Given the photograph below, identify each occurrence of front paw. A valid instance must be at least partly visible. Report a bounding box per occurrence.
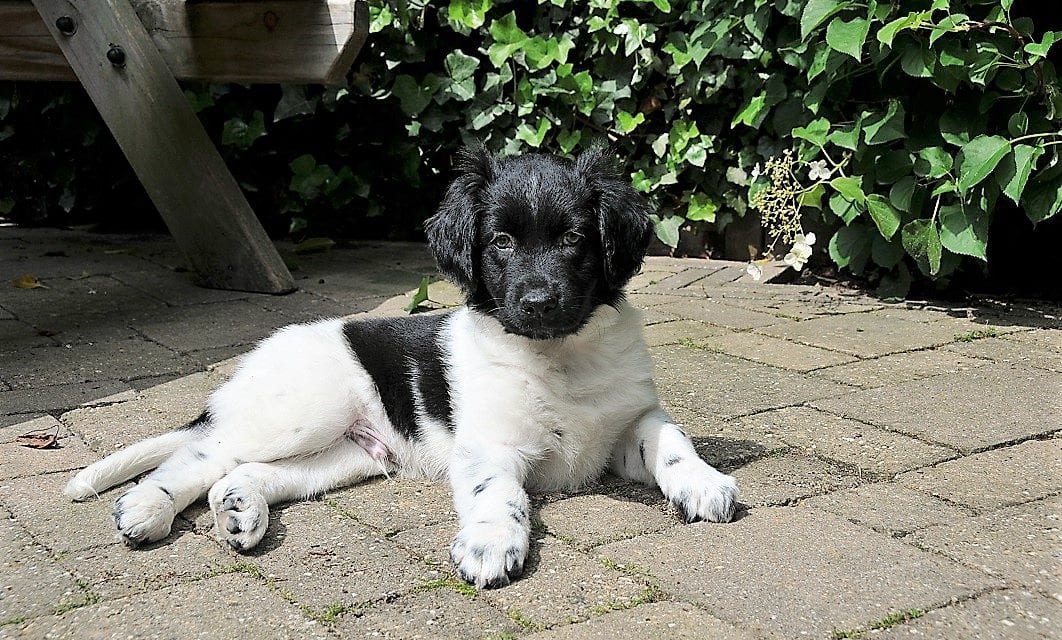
[663,465,739,524]
[450,521,529,589]
[113,484,176,547]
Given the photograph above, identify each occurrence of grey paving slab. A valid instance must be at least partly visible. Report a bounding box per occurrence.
[10,573,329,640]
[0,319,56,350]
[637,305,681,326]
[730,452,864,506]
[912,496,1061,594]
[241,501,425,612]
[0,380,134,417]
[804,483,974,536]
[896,439,1062,512]
[625,291,692,307]
[756,311,965,357]
[655,298,790,330]
[810,347,989,389]
[627,268,686,291]
[717,297,884,320]
[689,331,857,372]
[326,477,456,536]
[130,300,292,353]
[523,601,761,640]
[538,494,676,551]
[945,334,1062,373]
[1004,328,1062,352]
[0,416,99,481]
[728,406,956,477]
[597,507,999,639]
[652,344,852,419]
[641,319,726,347]
[3,339,195,390]
[875,589,1059,639]
[812,365,1062,453]
[110,269,255,306]
[651,267,716,290]
[333,588,518,639]
[0,275,168,327]
[0,506,80,627]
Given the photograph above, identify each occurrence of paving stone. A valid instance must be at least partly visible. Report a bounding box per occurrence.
[62,372,215,453]
[392,525,647,629]
[0,380,134,417]
[875,589,1058,639]
[804,483,974,536]
[912,496,1060,594]
[945,335,1062,373]
[0,506,80,626]
[538,494,676,550]
[717,297,884,321]
[523,601,760,639]
[896,439,1062,511]
[597,507,999,639]
[811,348,989,389]
[663,404,789,469]
[333,588,518,639]
[109,269,255,306]
[1004,328,1062,352]
[0,275,167,327]
[651,268,716,290]
[699,264,749,288]
[11,573,329,640]
[655,299,789,330]
[731,452,863,506]
[625,292,692,307]
[0,472,134,553]
[0,416,99,481]
[652,344,851,419]
[56,533,233,601]
[131,300,291,353]
[642,319,726,347]
[627,268,685,291]
[245,501,424,612]
[326,477,456,536]
[812,365,1062,453]
[0,319,56,351]
[299,268,429,303]
[728,406,955,477]
[3,339,195,390]
[637,306,680,326]
[756,311,964,358]
[690,331,856,372]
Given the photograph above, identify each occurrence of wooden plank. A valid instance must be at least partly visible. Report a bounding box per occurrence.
[0,0,367,83]
[30,0,295,293]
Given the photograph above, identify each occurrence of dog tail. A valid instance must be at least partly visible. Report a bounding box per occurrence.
[63,411,211,501]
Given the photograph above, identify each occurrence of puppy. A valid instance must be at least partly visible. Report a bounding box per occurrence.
[64,146,738,588]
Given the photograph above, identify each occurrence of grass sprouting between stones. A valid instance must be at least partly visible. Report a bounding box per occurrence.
[953,328,999,342]
[831,608,926,638]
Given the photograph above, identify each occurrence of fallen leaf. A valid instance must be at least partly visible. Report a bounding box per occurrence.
[13,273,47,289]
[293,237,336,254]
[15,426,61,449]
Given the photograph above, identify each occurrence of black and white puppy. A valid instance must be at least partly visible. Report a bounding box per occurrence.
[64,146,738,588]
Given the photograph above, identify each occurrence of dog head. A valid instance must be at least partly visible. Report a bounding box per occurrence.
[425,145,652,340]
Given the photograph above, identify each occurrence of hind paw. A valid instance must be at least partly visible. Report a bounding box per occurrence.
[113,484,176,547]
[209,481,269,552]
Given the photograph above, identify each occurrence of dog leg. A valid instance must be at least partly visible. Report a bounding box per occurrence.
[113,440,240,547]
[448,443,531,589]
[610,409,738,523]
[208,439,391,552]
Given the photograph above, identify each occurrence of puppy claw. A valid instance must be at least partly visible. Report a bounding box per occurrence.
[450,521,528,589]
[210,483,268,553]
[662,464,739,524]
[113,484,176,547]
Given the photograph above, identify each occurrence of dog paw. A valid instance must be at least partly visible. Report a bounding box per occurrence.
[113,484,176,547]
[663,465,739,524]
[450,521,529,589]
[209,482,269,552]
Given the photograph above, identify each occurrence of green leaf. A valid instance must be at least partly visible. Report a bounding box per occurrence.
[293,237,336,254]
[939,204,988,260]
[800,183,826,209]
[792,117,831,146]
[830,176,866,203]
[918,147,953,179]
[957,135,1011,192]
[447,0,492,30]
[826,17,870,61]
[1022,169,1062,224]
[828,223,872,274]
[1007,112,1029,137]
[220,111,266,149]
[391,75,435,116]
[515,118,551,148]
[900,41,934,78]
[866,194,902,239]
[650,214,683,248]
[829,192,861,224]
[685,194,718,222]
[489,11,527,44]
[445,51,480,82]
[871,234,905,268]
[404,276,431,313]
[995,144,1044,205]
[863,101,906,145]
[616,110,646,134]
[556,129,582,154]
[290,154,316,176]
[875,262,912,299]
[732,94,766,128]
[889,177,917,213]
[828,117,862,150]
[800,0,850,40]
[901,219,943,276]
[1024,30,1057,59]
[877,12,927,47]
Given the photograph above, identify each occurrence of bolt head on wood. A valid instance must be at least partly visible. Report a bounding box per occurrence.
[106,45,126,67]
[55,16,76,36]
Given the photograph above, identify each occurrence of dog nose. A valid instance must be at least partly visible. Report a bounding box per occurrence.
[519,290,558,318]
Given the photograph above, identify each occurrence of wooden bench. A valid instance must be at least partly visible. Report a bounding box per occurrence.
[0,1,368,293]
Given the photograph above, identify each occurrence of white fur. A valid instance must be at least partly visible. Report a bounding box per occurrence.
[65,300,738,586]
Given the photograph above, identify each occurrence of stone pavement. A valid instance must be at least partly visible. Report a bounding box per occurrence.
[0,227,1059,639]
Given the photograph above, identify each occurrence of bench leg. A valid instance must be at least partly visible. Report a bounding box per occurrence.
[31,0,295,294]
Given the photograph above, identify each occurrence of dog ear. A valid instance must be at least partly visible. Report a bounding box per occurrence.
[576,144,653,289]
[425,146,497,294]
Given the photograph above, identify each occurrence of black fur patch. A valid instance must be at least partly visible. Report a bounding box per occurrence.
[343,313,455,438]
[157,486,174,500]
[472,476,494,496]
[638,440,646,466]
[664,455,683,467]
[180,410,211,431]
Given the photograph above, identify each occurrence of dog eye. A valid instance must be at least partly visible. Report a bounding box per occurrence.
[561,231,583,247]
[491,233,514,250]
